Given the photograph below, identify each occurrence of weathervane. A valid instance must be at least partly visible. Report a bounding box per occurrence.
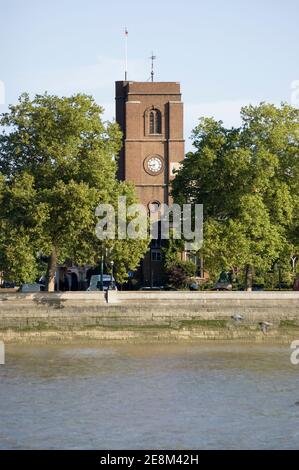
[150,52,156,82]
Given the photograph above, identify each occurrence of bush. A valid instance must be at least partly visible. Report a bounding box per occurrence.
[166,260,196,290]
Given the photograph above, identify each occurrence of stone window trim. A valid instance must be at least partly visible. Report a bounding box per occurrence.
[148,200,161,215]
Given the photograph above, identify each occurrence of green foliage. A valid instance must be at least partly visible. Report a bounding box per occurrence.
[172,103,299,286]
[0,93,148,287]
[165,259,196,290]
[162,234,185,267]
[161,232,195,289]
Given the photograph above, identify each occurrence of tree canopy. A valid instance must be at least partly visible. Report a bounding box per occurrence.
[172,103,299,288]
[0,93,148,289]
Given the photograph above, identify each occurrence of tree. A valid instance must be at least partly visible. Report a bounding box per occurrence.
[172,103,299,289]
[0,93,148,290]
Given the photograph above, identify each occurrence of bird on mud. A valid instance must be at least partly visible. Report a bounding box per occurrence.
[231,314,244,323]
[259,321,272,334]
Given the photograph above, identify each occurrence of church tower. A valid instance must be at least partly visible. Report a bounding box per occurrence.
[115,81,184,209]
[115,80,185,286]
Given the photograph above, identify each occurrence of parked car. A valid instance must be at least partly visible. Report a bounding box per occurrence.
[87,274,117,291]
[189,282,199,291]
[213,271,233,291]
[252,284,265,291]
[139,286,163,291]
[1,281,16,289]
[19,283,45,293]
[214,281,232,291]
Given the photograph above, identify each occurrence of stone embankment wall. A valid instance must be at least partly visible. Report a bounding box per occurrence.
[0,291,298,343]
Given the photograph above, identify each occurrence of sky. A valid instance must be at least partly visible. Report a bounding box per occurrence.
[1,0,299,150]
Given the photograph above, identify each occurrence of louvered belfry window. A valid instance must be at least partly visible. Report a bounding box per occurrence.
[149,109,161,134]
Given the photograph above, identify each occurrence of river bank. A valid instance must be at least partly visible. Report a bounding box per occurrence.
[0,291,298,343]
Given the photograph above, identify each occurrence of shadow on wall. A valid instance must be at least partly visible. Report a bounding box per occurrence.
[32,294,67,310]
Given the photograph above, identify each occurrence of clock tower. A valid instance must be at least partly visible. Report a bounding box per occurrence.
[115,81,184,209]
[115,80,185,286]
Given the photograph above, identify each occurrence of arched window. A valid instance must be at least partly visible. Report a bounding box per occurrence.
[149,109,162,134]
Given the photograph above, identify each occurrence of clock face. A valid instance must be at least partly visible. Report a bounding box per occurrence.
[147,156,163,173]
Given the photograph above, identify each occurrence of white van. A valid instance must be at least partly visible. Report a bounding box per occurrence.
[87,274,117,291]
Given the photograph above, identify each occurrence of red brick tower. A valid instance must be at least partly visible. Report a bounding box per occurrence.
[115,80,185,285]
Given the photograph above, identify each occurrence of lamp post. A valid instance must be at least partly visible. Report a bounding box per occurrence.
[278,260,282,291]
[99,251,104,292]
[110,261,114,290]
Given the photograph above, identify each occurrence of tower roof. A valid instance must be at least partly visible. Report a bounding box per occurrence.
[115,81,181,97]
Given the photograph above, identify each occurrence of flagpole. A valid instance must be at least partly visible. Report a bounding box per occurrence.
[125,28,128,81]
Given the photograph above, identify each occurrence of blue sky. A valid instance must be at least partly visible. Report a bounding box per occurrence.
[1,0,299,150]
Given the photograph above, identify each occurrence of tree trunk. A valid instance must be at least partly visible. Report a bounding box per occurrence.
[245,264,254,291]
[46,248,57,292]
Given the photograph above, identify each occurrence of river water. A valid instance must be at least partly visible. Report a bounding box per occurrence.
[0,343,298,449]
